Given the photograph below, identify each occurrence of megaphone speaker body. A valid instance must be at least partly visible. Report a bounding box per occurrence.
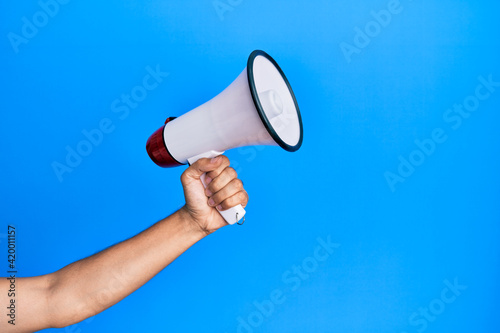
[147,50,303,224]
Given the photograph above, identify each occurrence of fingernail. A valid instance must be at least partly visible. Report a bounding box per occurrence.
[216,205,223,211]
[210,156,221,164]
[205,176,212,185]
[208,198,215,206]
[205,189,212,196]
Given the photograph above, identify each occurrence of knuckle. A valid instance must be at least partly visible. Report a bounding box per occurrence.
[234,178,244,190]
[229,167,238,177]
[237,191,247,203]
[220,155,230,165]
[225,167,237,180]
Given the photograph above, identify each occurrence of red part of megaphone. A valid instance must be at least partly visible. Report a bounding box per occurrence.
[146,117,184,168]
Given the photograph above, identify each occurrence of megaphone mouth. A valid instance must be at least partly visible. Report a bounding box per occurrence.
[247,50,304,152]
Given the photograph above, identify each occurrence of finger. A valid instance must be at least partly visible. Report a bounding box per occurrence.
[207,178,244,207]
[205,167,238,196]
[216,190,249,211]
[204,155,230,185]
[180,156,224,184]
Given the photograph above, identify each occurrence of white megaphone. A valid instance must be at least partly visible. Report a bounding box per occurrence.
[146,50,303,225]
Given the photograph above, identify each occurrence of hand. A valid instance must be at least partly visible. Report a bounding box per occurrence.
[180,155,249,235]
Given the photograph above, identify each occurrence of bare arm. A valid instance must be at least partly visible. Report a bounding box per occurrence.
[0,155,248,332]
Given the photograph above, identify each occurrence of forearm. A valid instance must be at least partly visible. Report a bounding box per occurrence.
[48,208,205,328]
[0,156,246,332]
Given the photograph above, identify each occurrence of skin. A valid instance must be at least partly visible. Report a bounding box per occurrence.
[0,155,248,332]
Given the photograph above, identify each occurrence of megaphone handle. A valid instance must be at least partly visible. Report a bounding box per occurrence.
[187,151,246,225]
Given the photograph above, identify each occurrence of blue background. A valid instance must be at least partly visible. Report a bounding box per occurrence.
[1,0,499,332]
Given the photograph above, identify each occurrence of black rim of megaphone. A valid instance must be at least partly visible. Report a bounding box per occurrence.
[247,50,303,152]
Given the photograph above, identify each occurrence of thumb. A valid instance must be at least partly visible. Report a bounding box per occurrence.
[181,156,223,183]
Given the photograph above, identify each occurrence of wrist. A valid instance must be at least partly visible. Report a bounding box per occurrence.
[177,206,213,237]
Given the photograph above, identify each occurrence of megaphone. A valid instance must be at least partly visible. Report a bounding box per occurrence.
[146,50,303,225]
